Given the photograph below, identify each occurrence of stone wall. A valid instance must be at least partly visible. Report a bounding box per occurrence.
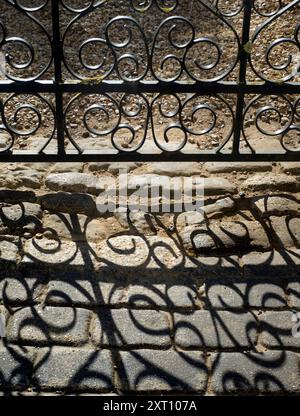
[1,161,300,395]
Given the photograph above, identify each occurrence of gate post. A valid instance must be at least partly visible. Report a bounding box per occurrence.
[51,0,65,157]
[232,0,253,156]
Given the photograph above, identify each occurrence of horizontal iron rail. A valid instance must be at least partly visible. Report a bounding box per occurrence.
[0,152,299,163]
[0,80,299,95]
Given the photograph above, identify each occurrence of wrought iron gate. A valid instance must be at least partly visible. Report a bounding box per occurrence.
[0,0,299,162]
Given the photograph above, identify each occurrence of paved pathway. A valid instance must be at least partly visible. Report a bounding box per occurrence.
[0,162,300,395]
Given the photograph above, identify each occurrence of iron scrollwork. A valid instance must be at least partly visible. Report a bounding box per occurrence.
[0,0,299,160]
[0,0,52,81]
[250,0,300,83]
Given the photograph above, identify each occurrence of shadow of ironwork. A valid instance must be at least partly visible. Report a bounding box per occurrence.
[0,203,300,395]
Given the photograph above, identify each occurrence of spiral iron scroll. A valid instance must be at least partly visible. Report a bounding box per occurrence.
[62,92,234,154]
[61,0,240,82]
[243,95,300,153]
[0,0,52,81]
[250,0,300,83]
[0,93,56,154]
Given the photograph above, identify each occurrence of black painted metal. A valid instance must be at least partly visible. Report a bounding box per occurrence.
[51,0,65,156]
[0,0,299,162]
[232,0,252,157]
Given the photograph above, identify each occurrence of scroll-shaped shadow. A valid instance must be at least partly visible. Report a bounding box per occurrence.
[0,206,300,395]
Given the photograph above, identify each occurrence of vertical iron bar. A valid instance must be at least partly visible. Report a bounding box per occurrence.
[51,0,65,156]
[232,0,252,156]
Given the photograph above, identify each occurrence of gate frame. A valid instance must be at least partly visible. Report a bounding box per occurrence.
[0,0,299,162]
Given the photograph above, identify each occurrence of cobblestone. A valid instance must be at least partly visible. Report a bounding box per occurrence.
[144,162,203,176]
[117,350,208,393]
[247,282,287,309]
[0,170,44,189]
[42,214,120,242]
[0,277,45,305]
[33,347,113,392]
[203,178,237,195]
[181,220,270,253]
[211,351,300,394]
[2,203,42,221]
[123,283,168,308]
[88,162,110,172]
[269,216,300,248]
[7,306,91,346]
[204,162,272,173]
[205,281,286,309]
[0,239,19,263]
[167,284,200,308]
[0,189,36,204]
[107,162,138,174]
[49,163,84,173]
[39,192,97,216]
[22,239,98,268]
[287,281,300,309]
[176,198,236,229]
[45,280,98,306]
[280,162,300,174]
[0,345,33,389]
[260,311,300,349]
[251,195,300,217]
[242,249,300,278]
[204,197,236,216]
[91,309,171,348]
[174,311,257,349]
[241,173,299,193]
[205,281,245,309]
[114,210,157,235]
[45,173,100,195]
